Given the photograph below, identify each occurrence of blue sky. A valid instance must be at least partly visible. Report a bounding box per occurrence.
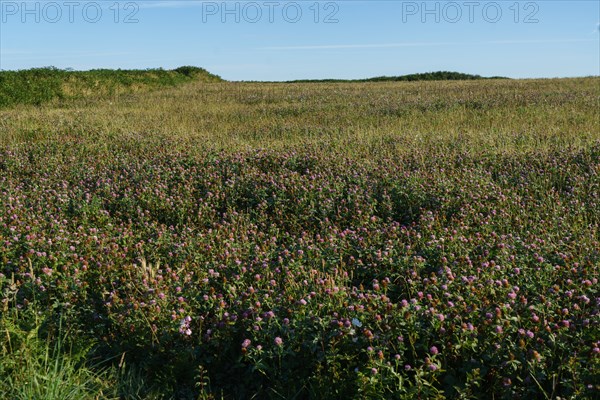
[1,0,599,80]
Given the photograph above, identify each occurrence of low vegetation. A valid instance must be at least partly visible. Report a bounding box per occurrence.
[289,71,506,83]
[0,71,598,399]
[0,67,222,108]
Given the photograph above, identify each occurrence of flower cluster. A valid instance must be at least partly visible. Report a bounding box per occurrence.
[0,138,598,398]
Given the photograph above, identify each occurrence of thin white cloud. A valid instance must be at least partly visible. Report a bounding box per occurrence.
[137,1,204,9]
[489,39,598,44]
[206,63,270,71]
[0,51,132,61]
[260,42,460,50]
[259,38,599,51]
[0,49,33,55]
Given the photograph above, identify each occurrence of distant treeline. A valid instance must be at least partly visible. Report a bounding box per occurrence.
[0,66,222,108]
[287,71,508,83]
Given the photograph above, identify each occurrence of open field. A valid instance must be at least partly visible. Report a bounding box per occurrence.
[0,75,599,399]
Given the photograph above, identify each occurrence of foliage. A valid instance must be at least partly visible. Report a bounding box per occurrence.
[0,76,598,399]
[0,67,222,108]
[287,71,505,83]
[365,71,501,82]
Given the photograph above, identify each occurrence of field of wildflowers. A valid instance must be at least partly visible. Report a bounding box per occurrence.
[0,75,598,399]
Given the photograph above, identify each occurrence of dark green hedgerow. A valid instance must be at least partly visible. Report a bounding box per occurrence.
[0,67,222,108]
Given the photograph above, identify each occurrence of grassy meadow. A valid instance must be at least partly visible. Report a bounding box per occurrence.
[0,71,599,399]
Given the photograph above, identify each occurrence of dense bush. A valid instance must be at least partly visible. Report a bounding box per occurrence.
[287,71,505,83]
[0,67,222,108]
[365,71,496,82]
